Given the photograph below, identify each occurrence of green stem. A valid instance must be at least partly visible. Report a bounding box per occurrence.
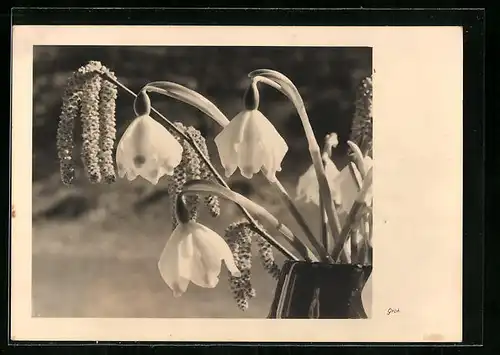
[251,77,332,262]
[321,138,350,263]
[349,160,362,264]
[249,70,343,250]
[331,167,373,261]
[141,82,230,127]
[347,140,367,177]
[180,180,319,262]
[99,70,305,261]
[138,80,322,261]
[271,178,332,262]
[346,141,367,263]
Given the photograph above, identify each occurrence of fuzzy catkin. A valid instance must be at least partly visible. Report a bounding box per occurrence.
[225,221,256,311]
[167,122,222,227]
[57,61,103,185]
[180,136,202,220]
[57,74,83,185]
[256,236,281,280]
[185,126,221,218]
[167,122,199,226]
[167,165,187,228]
[98,72,118,183]
[57,61,119,185]
[350,75,373,157]
[80,73,103,183]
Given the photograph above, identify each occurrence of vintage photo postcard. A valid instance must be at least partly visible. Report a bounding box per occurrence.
[11,25,463,342]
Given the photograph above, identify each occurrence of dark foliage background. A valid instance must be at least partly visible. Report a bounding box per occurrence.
[32,46,372,318]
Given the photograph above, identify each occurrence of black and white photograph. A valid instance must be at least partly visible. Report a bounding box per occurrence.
[11,25,462,342]
[32,44,373,319]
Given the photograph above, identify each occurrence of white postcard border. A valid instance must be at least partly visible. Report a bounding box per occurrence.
[11,25,463,342]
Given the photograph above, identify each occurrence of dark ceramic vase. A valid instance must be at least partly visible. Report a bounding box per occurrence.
[268,261,372,319]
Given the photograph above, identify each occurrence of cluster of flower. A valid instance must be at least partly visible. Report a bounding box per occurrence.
[167,122,220,228]
[58,63,375,311]
[225,221,255,311]
[56,61,118,185]
[224,221,280,310]
[349,75,373,157]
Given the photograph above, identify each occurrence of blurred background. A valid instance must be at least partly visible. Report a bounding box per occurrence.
[32,46,372,318]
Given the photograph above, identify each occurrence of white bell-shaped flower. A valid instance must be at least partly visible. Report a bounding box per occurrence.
[296,155,342,206]
[116,115,183,185]
[214,109,288,182]
[158,221,241,298]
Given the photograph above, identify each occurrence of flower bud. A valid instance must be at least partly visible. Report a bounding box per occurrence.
[243,82,260,111]
[175,194,191,224]
[133,90,152,117]
[168,166,187,228]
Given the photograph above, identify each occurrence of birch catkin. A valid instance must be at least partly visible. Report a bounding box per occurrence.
[80,73,103,183]
[57,61,118,185]
[98,70,118,183]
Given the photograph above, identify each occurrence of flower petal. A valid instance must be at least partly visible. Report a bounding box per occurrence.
[116,115,183,185]
[296,165,320,205]
[236,113,263,178]
[251,110,288,177]
[190,251,219,288]
[193,223,241,278]
[214,111,250,177]
[215,110,287,180]
[177,231,194,281]
[334,167,360,214]
[324,158,342,205]
[295,158,341,206]
[158,224,191,297]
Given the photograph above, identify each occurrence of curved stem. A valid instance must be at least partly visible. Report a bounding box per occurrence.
[347,140,366,177]
[331,167,373,261]
[98,71,306,261]
[180,180,318,262]
[320,139,334,256]
[138,80,322,260]
[249,70,342,251]
[320,136,350,263]
[141,82,230,127]
[270,178,332,262]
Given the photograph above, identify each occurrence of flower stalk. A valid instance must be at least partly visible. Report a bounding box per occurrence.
[134,79,323,261]
[79,64,370,266]
[320,135,338,260]
[59,61,374,311]
[331,167,373,262]
[248,70,343,254]
[99,70,305,261]
[178,180,319,262]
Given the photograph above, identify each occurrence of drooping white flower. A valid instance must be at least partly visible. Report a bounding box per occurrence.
[116,115,183,185]
[296,155,342,206]
[214,109,288,181]
[158,221,241,298]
